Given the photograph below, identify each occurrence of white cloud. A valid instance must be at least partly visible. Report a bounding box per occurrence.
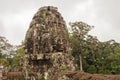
[0,0,120,45]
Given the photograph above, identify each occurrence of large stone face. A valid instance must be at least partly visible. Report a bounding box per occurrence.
[23,6,76,80]
[25,6,70,54]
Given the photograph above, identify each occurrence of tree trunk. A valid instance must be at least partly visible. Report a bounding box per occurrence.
[79,54,83,71]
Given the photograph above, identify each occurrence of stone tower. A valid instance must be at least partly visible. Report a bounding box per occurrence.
[23,6,76,80]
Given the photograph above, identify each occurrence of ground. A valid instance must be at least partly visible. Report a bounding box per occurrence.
[1,70,120,80]
[53,70,120,80]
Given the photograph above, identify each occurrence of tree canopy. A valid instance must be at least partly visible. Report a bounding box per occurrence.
[70,21,120,74]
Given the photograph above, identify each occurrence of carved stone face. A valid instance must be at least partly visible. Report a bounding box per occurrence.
[25,6,70,54]
[23,6,76,80]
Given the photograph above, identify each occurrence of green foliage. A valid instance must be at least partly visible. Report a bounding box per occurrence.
[41,76,45,80]
[0,51,9,66]
[0,58,9,66]
[70,21,93,70]
[70,21,120,74]
[87,65,97,73]
[11,47,25,67]
[62,64,67,71]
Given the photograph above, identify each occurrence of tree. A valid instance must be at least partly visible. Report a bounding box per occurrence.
[70,21,93,71]
[69,21,120,74]
[11,47,25,67]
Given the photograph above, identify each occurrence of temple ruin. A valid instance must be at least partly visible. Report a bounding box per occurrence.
[22,6,76,80]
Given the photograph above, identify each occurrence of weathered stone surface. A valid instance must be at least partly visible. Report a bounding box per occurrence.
[23,6,76,80]
[24,6,70,54]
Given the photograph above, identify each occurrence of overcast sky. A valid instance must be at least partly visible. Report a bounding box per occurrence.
[0,0,120,45]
